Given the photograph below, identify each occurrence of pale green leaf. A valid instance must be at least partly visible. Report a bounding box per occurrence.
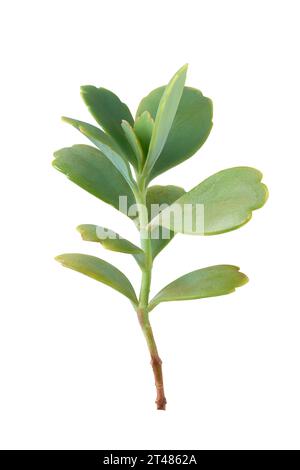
[150,167,268,235]
[55,253,138,304]
[142,64,188,178]
[62,116,124,156]
[149,265,248,310]
[77,224,145,268]
[121,120,144,170]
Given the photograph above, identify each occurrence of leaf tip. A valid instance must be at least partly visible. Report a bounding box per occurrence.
[177,63,189,76]
[80,85,90,93]
[80,85,96,102]
[76,225,87,240]
[55,254,64,264]
[238,271,249,287]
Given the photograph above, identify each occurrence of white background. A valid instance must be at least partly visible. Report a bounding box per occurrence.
[0,0,299,450]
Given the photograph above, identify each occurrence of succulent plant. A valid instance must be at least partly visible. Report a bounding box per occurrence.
[53,65,268,410]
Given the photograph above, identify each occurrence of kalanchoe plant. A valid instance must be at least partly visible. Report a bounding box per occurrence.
[53,65,268,410]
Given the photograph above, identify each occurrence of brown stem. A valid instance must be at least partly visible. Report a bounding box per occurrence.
[138,309,167,410]
[151,354,167,410]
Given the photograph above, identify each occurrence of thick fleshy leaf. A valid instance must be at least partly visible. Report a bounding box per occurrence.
[80,86,137,167]
[53,145,135,216]
[142,65,188,178]
[133,111,154,157]
[55,253,138,304]
[150,167,268,235]
[61,117,122,153]
[77,224,142,253]
[62,117,136,190]
[146,185,185,258]
[121,120,144,170]
[149,265,248,310]
[137,86,213,180]
[77,224,145,268]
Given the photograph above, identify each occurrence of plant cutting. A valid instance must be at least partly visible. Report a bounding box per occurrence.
[53,64,268,410]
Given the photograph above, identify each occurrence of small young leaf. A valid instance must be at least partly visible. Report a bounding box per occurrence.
[149,265,248,310]
[142,64,188,178]
[52,145,135,216]
[146,185,185,258]
[77,224,145,268]
[80,86,137,167]
[121,120,144,170]
[62,117,136,190]
[137,87,213,180]
[77,224,143,254]
[134,111,154,157]
[150,167,268,235]
[62,117,124,156]
[55,253,138,304]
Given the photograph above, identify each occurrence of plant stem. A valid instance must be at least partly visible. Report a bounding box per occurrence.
[134,183,167,410]
[137,309,167,410]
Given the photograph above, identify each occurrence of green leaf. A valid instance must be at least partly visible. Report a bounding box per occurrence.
[52,144,135,216]
[149,265,248,310]
[77,224,145,268]
[80,86,137,167]
[150,167,268,235]
[77,224,142,254]
[142,64,188,178]
[121,120,144,170]
[55,253,138,304]
[137,86,213,180]
[61,117,122,153]
[146,185,185,258]
[133,111,154,157]
[62,117,136,190]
